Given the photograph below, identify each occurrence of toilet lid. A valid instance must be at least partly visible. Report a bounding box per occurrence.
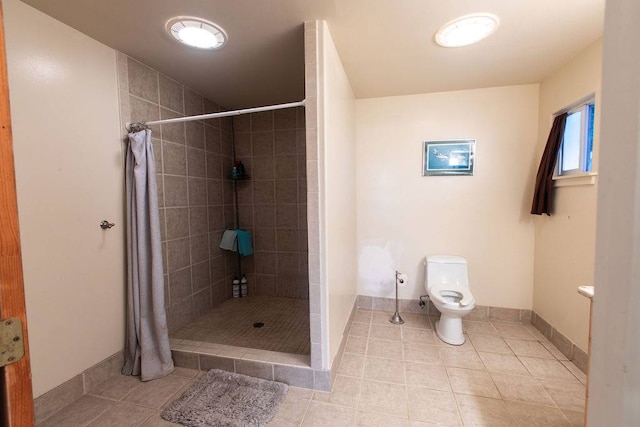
[430,284,474,307]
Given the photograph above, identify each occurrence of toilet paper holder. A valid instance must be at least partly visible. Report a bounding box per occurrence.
[389,271,405,325]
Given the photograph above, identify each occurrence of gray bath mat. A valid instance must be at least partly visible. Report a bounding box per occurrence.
[161,369,288,427]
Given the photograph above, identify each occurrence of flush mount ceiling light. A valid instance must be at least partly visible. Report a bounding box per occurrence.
[435,13,499,48]
[166,16,227,50]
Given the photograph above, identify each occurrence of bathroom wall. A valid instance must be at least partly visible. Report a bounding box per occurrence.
[231,108,309,298]
[310,21,358,367]
[589,0,640,421]
[355,85,539,309]
[4,0,123,397]
[532,39,603,352]
[117,55,236,333]
[321,22,357,366]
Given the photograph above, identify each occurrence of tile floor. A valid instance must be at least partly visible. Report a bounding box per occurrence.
[172,296,310,355]
[37,309,587,426]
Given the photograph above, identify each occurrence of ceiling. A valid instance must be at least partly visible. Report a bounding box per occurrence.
[20,0,605,110]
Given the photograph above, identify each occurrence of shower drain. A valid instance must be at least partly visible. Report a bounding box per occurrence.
[253,322,265,328]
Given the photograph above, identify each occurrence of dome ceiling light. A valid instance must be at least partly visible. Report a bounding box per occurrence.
[166,16,227,50]
[435,13,499,48]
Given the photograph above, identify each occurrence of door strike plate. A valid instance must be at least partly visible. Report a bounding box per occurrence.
[0,318,24,367]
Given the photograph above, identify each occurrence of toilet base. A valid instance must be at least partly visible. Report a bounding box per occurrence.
[435,316,466,346]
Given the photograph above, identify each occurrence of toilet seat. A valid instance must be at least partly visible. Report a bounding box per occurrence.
[430,284,474,307]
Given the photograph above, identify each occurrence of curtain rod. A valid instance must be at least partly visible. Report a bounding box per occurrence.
[127,99,305,130]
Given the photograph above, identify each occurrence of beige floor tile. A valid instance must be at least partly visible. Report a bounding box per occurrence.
[357,411,409,426]
[89,374,143,401]
[405,361,451,391]
[350,322,371,337]
[408,421,441,426]
[367,338,404,360]
[370,324,402,340]
[403,342,442,365]
[287,386,314,400]
[562,409,586,426]
[478,352,529,375]
[39,395,115,427]
[541,340,570,361]
[407,387,462,426]
[468,334,513,355]
[454,394,513,427]
[523,325,549,341]
[439,347,485,370]
[372,311,394,325]
[345,335,368,355]
[538,378,586,411]
[402,314,432,330]
[141,412,181,426]
[338,353,365,378]
[364,356,405,384]
[354,310,373,324]
[268,396,311,426]
[170,367,199,378]
[87,402,155,426]
[463,321,498,336]
[519,356,579,382]
[302,401,357,426]
[562,360,588,384]
[402,327,438,345]
[505,338,555,359]
[122,375,190,409]
[446,367,500,399]
[505,401,571,426]
[359,380,409,417]
[490,373,555,406]
[312,375,361,408]
[491,322,536,340]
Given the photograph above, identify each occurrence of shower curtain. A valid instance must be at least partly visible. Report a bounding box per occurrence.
[122,129,174,381]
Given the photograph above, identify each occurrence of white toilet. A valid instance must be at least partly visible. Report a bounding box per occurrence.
[425,255,475,345]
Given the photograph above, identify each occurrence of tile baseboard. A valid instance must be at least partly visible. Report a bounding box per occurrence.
[531,311,588,374]
[356,295,533,323]
[34,350,124,424]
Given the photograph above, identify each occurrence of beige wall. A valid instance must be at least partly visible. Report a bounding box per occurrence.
[533,39,603,352]
[318,22,358,366]
[356,85,539,309]
[4,0,123,397]
[589,0,640,422]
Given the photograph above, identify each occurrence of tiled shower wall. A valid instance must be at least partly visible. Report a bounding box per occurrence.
[232,109,309,298]
[117,53,237,333]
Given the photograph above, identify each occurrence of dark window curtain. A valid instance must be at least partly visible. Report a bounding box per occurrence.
[531,113,568,215]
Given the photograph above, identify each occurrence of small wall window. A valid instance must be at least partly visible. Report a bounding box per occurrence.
[557,100,595,176]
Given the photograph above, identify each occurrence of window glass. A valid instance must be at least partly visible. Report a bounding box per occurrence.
[561,111,582,172]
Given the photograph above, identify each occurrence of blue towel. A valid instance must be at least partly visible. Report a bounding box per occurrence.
[219,229,237,251]
[235,229,253,256]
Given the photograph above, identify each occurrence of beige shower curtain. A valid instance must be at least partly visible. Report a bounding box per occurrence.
[122,129,174,381]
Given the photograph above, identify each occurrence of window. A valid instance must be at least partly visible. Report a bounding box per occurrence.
[557,100,595,176]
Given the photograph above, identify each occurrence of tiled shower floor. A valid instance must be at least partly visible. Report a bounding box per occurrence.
[171,295,311,355]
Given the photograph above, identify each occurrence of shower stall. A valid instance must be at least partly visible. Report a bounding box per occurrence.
[120,59,311,359]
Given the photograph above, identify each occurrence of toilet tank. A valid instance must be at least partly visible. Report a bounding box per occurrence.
[425,255,469,290]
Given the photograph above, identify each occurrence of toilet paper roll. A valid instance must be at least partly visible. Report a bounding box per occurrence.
[396,272,409,286]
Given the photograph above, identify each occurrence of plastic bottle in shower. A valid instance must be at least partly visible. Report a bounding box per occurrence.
[241,275,248,297]
[231,162,239,180]
[232,277,240,298]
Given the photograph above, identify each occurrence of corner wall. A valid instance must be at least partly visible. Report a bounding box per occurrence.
[355,85,539,310]
[4,0,123,397]
[304,20,357,371]
[532,39,603,352]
